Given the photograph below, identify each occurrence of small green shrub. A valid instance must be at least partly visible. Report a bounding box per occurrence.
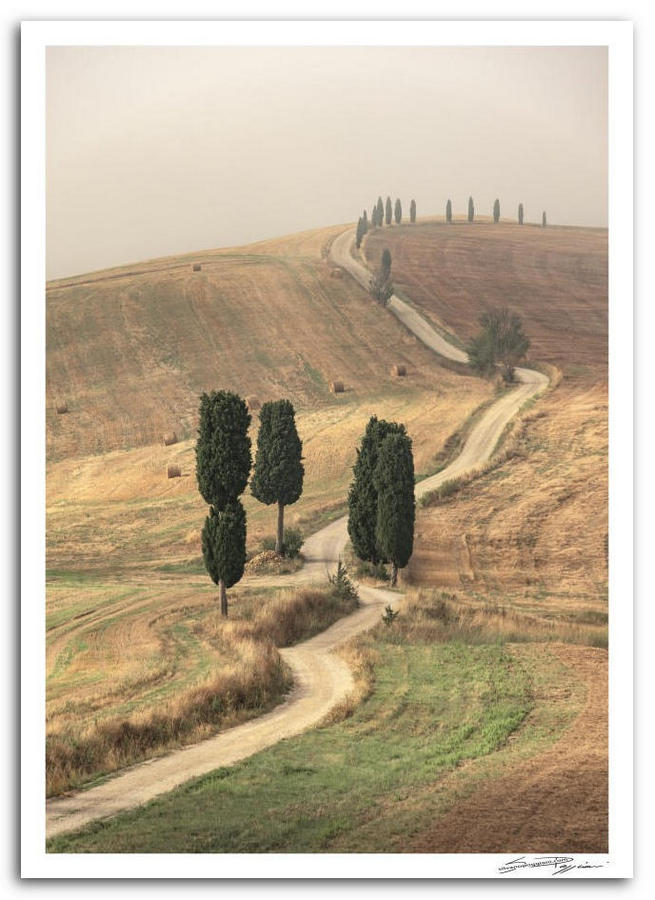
[282,528,303,559]
[328,560,359,606]
[260,528,303,559]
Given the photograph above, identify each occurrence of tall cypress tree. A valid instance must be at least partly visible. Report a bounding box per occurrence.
[518,203,524,225]
[410,199,416,223]
[347,417,406,564]
[376,196,384,227]
[542,210,547,227]
[381,248,392,280]
[362,209,368,234]
[356,216,364,248]
[251,399,304,555]
[468,196,475,223]
[385,196,392,225]
[493,198,500,224]
[196,390,251,615]
[394,198,402,225]
[374,432,415,586]
[202,501,246,616]
[446,198,452,224]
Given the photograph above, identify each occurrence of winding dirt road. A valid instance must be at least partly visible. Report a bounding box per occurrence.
[46,229,547,840]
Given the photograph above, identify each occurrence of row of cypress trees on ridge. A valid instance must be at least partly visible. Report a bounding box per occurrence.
[356,196,417,247]
[196,391,304,617]
[357,196,547,245]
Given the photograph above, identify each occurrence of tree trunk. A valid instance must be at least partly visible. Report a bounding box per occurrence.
[219,579,228,617]
[390,561,398,587]
[275,500,284,556]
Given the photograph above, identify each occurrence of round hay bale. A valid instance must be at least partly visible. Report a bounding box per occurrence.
[55,401,68,415]
[330,267,344,278]
[245,395,260,412]
[162,431,178,446]
[193,263,202,272]
[390,364,407,377]
[167,464,181,479]
[329,380,344,394]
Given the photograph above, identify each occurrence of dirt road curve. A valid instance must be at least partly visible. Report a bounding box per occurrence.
[46,229,547,840]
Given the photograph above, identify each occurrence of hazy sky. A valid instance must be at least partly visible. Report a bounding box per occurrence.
[46,46,607,279]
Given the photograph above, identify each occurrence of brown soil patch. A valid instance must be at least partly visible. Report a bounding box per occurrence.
[410,644,608,853]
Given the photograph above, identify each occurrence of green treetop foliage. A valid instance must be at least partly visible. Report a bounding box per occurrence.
[374,432,415,586]
[518,203,524,225]
[394,198,402,224]
[251,399,304,555]
[195,390,251,511]
[201,500,247,616]
[493,198,500,224]
[467,307,531,382]
[542,210,547,227]
[385,196,392,225]
[376,196,384,226]
[356,216,364,248]
[446,198,452,223]
[362,209,368,232]
[468,196,475,223]
[410,199,416,223]
[348,416,407,565]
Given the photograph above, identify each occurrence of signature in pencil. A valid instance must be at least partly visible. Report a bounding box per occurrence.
[498,856,607,876]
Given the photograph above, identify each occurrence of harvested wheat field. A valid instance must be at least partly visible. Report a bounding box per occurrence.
[364,220,607,368]
[47,223,475,461]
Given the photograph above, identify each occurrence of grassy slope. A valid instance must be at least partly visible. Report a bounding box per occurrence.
[46,223,491,761]
[48,623,587,853]
[365,220,608,619]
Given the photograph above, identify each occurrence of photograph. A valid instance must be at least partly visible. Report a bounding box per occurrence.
[19,19,633,880]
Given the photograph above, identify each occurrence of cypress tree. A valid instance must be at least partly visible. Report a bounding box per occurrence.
[468,196,475,223]
[493,198,500,224]
[348,417,407,564]
[385,196,392,225]
[542,210,547,227]
[195,391,251,511]
[410,199,416,223]
[374,432,415,586]
[446,199,452,224]
[394,198,402,225]
[376,196,384,227]
[381,248,392,280]
[362,209,368,234]
[195,390,251,616]
[356,216,364,248]
[251,399,304,555]
[202,501,246,617]
[518,203,524,225]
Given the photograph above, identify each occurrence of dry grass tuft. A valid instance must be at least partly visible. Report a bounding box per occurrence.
[319,639,379,726]
[167,464,181,479]
[193,263,201,272]
[56,401,68,415]
[162,431,177,446]
[386,589,607,648]
[329,380,345,394]
[390,364,407,377]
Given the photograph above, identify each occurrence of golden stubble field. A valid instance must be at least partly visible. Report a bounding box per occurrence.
[46,224,492,775]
